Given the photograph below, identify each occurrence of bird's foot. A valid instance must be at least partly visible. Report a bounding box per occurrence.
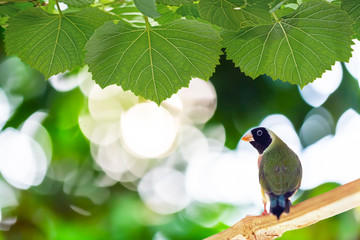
[261,209,268,216]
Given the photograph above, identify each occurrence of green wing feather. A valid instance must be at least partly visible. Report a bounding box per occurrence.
[259,136,302,196]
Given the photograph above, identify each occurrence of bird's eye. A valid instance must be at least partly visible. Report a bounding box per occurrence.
[257,130,263,136]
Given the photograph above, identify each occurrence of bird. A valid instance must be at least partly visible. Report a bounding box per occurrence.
[242,127,302,219]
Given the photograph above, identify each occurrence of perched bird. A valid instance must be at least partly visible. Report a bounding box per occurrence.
[242,127,302,219]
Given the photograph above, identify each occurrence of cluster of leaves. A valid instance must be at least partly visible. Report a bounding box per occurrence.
[0,0,359,104]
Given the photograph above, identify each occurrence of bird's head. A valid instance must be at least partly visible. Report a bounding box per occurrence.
[242,127,272,154]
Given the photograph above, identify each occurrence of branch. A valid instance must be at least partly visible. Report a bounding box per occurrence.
[205,178,360,240]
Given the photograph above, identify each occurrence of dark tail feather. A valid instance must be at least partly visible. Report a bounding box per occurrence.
[270,194,289,220]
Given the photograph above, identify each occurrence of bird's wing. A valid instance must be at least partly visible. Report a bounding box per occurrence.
[259,148,302,196]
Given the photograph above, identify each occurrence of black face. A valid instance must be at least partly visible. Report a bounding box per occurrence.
[250,127,272,154]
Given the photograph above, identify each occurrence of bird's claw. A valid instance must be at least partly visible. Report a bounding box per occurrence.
[261,210,268,216]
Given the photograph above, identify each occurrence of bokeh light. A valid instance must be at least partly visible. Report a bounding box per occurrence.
[139,167,190,214]
[0,111,51,190]
[88,84,138,120]
[345,39,360,85]
[79,77,219,186]
[299,62,343,107]
[0,89,10,130]
[299,107,334,146]
[0,128,48,189]
[120,102,179,158]
[0,57,46,100]
[91,140,148,183]
[0,51,52,198]
[177,78,217,124]
[49,68,89,92]
[301,108,360,189]
[0,180,18,223]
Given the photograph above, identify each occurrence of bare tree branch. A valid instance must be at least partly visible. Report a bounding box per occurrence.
[205,178,360,240]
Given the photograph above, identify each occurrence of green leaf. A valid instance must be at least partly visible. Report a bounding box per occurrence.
[222,1,354,87]
[155,4,182,24]
[0,3,33,17]
[199,0,272,30]
[134,0,161,18]
[341,0,360,40]
[4,7,114,79]
[176,3,201,19]
[156,0,194,6]
[0,15,8,26]
[331,0,341,6]
[273,5,297,19]
[60,0,94,7]
[111,3,146,27]
[269,0,297,10]
[85,19,222,104]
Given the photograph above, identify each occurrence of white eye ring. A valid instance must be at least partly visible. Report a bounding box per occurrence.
[257,130,263,136]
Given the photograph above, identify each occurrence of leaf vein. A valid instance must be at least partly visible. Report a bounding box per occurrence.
[152,30,205,79]
[104,31,146,86]
[277,22,302,85]
[255,23,277,74]
[283,22,339,58]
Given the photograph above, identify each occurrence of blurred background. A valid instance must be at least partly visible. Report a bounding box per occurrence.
[1,7,360,240]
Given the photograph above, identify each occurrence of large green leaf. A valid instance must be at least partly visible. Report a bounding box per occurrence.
[134,0,161,18]
[341,0,360,40]
[60,0,94,7]
[85,19,222,104]
[4,8,114,79]
[199,0,272,30]
[222,1,354,87]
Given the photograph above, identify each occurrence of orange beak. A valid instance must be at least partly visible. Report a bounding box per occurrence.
[241,132,254,142]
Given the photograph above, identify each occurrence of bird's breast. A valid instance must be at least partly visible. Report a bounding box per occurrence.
[258,154,263,169]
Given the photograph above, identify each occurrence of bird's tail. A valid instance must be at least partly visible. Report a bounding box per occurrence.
[269,194,291,220]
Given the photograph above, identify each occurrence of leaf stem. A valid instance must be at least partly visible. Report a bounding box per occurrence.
[144,15,150,30]
[55,0,62,15]
[271,12,279,22]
